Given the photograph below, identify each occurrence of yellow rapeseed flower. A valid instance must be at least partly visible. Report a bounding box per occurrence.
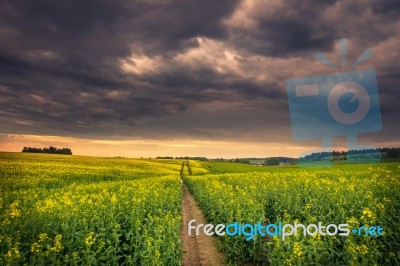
[347,184,355,191]
[50,242,62,253]
[146,237,153,247]
[6,246,20,262]
[347,216,358,227]
[85,232,95,246]
[361,208,374,221]
[31,243,40,253]
[312,233,322,243]
[50,234,62,252]
[38,233,48,242]
[10,201,22,218]
[347,242,357,254]
[54,234,62,242]
[358,244,368,255]
[10,209,21,218]
[110,194,118,203]
[293,242,302,258]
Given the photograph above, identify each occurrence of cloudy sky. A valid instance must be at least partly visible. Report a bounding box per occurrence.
[0,0,399,158]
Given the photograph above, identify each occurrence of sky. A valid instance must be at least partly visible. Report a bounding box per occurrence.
[0,0,399,158]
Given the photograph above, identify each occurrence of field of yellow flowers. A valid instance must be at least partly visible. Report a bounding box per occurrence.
[2,152,399,265]
[184,162,400,265]
[0,152,182,265]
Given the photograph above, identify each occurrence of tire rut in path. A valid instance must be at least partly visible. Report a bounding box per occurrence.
[181,182,226,266]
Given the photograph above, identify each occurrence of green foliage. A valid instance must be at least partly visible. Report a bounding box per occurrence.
[265,157,280,166]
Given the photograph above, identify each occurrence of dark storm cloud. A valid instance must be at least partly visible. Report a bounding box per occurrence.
[372,0,400,18]
[228,0,339,57]
[0,0,240,74]
[0,0,241,136]
[0,0,399,144]
[125,0,240,54]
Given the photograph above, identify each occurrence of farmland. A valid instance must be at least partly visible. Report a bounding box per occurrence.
[1,152,399,265]
[0,152,182,265]
[185,161,400,265]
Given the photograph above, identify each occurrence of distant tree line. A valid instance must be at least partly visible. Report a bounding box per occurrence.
[208,157,296,165]
[155,147,400,164]
[175,156,208,161]
[378,147,400,158]
[234,158,251,164]
[22,146,72,155]
[300,147,400,162]
[155,156,209,161]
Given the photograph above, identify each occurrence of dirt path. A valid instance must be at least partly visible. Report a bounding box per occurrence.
[181,182,226,266]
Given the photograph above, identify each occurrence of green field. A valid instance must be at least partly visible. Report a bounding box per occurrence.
[1,152,399,265]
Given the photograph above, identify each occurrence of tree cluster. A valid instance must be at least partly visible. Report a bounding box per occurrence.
[22,146,72,155]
